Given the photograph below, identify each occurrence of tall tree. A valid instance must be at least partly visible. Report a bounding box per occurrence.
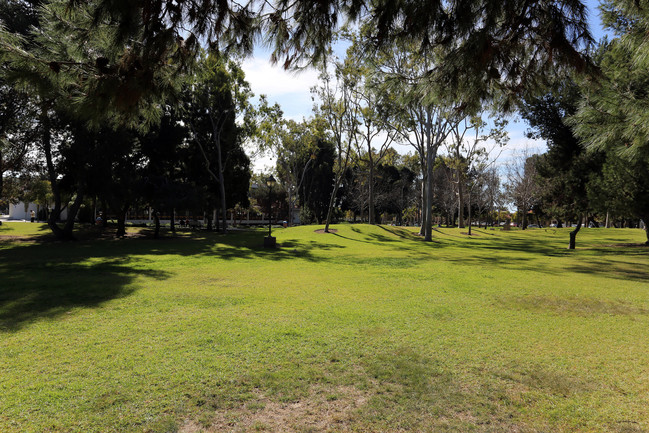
[506,149,541,232]
[186,51,252,233]
[272,118,329,226]
[312,58,359,232]
[375,41,462,241]
[344,35,397,224]
[446,116,507,232]
[521,79,604,248]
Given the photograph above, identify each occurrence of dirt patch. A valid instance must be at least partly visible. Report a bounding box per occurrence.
[0,234,54,243]
[314,229,338,234]
[180,385,368,433]
[498,294,649,317]
[0,235,31,241]
[601,243,649,248]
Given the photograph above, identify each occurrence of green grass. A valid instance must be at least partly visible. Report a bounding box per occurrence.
[1,222,648,432]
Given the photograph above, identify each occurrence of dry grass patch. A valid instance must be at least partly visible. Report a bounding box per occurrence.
[181,385,369,433]
[498,295,649,317]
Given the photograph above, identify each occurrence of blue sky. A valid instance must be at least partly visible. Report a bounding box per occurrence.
[242,0,611,172]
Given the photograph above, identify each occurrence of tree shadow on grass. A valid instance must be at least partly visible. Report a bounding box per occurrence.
[0,229,349,331]
[0,258,170,332]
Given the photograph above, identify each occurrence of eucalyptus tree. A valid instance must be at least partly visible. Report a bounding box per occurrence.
[312,57,360,232]
[253,101,332,227]
[272,118,330,226]
[186,51,252,233]
[506,149,541,232]
[373,41,464,241]
[340,36,398,225]
[446,116,507,232]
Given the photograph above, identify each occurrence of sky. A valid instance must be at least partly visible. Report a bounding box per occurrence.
[241,0,612,173]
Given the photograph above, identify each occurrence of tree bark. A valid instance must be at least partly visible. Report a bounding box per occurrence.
[216,146,228,233]
[568,214,584,249]
[368,161,375,224]
[325,139,352,233]
[324,174,341,232]
[423,140,435,241]
[467,190,472,236]
[41,106,67,240]
[61,189,84,239]
[418,178,425,235]
[153,210,160,239]
[457,180,464,229]
[521,207,528,230]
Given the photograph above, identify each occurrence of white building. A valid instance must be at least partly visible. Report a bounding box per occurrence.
[8,202,67,221]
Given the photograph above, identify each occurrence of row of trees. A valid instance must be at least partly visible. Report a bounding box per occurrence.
[1,0,647,247]
[0,0,261,239]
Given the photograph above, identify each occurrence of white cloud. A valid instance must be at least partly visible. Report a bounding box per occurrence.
[241,56,320,120]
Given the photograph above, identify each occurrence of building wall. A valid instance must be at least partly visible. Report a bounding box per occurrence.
[8,202,67,221]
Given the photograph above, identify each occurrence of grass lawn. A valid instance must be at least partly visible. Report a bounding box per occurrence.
[0,222,648,432]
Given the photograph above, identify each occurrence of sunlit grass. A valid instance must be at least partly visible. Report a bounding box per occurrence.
[1,223,647,432]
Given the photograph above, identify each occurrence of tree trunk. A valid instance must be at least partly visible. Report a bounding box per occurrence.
[467,191,472,236]
[368,162,375,224]
[41,106,68,240]
[153,210,160,239]
[115,205,127,238]
[61,189,84,240]
[568,215,584,249]
[419,178,425,236]
[324,174,341,232]
[218,175,227,233]
[423,143,434,242]
[522,207,528,230]
[170,208,176,233]
[642,215,649,245]
[325,139,352,233]
[287,185,293,227]
[457,182,464,228]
